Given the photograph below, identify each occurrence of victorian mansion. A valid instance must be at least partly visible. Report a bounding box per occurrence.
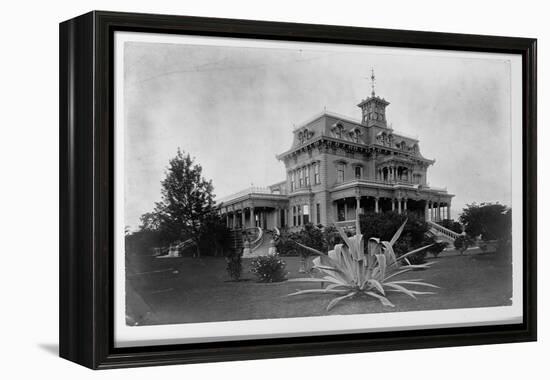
[218,86,454,232]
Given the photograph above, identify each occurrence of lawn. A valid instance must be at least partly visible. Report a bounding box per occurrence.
[126,251,512,326]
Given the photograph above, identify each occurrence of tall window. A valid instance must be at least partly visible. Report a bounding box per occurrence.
[355,166,362,179]
[337,163,345,183]
[290,172,295,191]
[293,206,297,226]
[297,205,302,226]
[305,166,310,186]
[303,205,310,225]
[314,163,320,184]
[298,168,304,188]
[316,203,321,224]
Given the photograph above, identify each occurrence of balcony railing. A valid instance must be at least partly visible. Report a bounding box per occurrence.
[217,186,287,204]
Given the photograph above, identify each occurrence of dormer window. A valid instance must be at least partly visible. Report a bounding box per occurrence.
[350,128,361,143]
[332,123,344,139]
[297,128,313,144]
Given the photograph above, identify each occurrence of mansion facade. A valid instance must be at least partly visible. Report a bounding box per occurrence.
[217,88,453,232]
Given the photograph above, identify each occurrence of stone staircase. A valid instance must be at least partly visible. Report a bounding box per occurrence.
[426,220,461,245]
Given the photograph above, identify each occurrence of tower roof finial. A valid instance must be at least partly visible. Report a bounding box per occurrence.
[370,68,376,97]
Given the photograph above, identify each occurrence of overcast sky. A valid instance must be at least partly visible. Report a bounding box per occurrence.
[123,37,512,230]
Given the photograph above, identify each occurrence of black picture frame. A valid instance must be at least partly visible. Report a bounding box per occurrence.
[59,10,537,369]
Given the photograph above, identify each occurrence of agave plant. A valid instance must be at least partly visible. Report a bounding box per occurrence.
[287,219,439,311]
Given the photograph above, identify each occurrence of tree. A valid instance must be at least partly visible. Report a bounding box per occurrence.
[153,149,216,257]
[459,203,512,243]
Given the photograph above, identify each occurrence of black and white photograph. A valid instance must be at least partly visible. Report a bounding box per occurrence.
[1,0,545,376]
[115,32,523,347]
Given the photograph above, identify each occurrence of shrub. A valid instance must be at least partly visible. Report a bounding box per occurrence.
[288,219,438,311]
[275,228,300,256]
[250,254,287,283]
[454,235,474,255]
[426,239,449,258]
[359,212,431,264]
[225,254,242,281]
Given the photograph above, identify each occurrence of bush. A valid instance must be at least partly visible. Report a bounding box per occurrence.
[425,239,449,258]
[250,254,287,282]
[276,223,328,257]
[225,254,242,281]
[359,212,431,264]
[454,235,474,254]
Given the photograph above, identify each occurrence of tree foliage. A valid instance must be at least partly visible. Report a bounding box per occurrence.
[151,149,216,256]
[437,219,463,234]
[459,203,512,242]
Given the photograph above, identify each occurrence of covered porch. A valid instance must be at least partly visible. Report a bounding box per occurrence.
[330,182,453,227]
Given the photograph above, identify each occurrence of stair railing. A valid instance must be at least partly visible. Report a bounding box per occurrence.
[243,227,264,251]
[426,220,461,241]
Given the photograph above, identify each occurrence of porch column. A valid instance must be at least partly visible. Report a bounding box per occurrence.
[355,196,361,218]
[241,208,245,228]
[404,198,408,213]
[250,207,255,228]
[397,198,402,214]
[232,212,237,229]
[225,212,229,228]
[437,203,441,222]
[391,198,395,212]
[424,201,429,221]
[447,204,451,220]
[374,197,379,213]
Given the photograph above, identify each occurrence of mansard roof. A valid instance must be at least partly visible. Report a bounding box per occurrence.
[278,109,428,162]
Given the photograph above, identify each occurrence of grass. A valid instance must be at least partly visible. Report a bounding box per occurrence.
[126,251,512,326]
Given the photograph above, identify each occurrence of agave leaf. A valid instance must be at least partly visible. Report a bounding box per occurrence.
[327,291,357,311]
[322,275,350,287]
[380,241,397,266]
[293,240,327,257]
[387,280,440,288]
[389,219,407,246]
[365,279,385,295]
[374,254,387,280]
[382,267,416,281]
[313,254,336,268]
[384,283,417,299]
[287,289,350,297]
[386,289,436,296]
[367,238,382,256]
[364,291,395,307]
[328,245,344,267]
[336,227,353,248]
[400,263,434,269]
[392,244,434,266]
[288,278,333,284]
[326,283,350,290]
[314,264,343,273]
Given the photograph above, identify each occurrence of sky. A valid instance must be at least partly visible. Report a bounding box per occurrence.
[122,36,512,230]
